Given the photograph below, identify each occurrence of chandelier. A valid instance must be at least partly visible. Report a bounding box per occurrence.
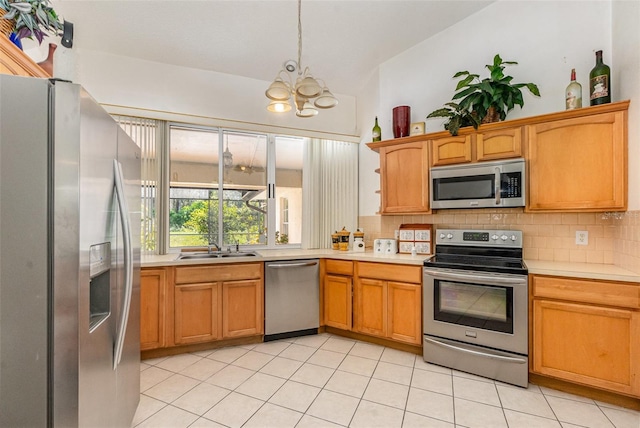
[265,0,338,117]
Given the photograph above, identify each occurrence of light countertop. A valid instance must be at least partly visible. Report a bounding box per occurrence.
[142,249,640,283]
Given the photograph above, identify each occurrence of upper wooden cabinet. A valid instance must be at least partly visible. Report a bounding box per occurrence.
[476,127,523,162]
[431,128,522,166]
[0,37,49,78]
[431,135,472,166]
[526,102,628,212]
[378,140,430,214]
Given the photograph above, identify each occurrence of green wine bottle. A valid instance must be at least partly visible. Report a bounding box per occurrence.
[589,50,611,106]
[372,116,381,142]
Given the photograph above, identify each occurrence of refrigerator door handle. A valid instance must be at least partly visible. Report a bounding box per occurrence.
[113,159,133,370]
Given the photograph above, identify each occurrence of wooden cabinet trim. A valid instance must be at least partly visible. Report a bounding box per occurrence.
[366,101,630,152]
[175,262,262,284]
[0,37,50,77]
[325,259,354,276]
[356,262,421,284]
[532,275,640,309]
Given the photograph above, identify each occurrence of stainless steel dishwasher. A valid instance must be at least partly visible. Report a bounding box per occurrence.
[264,259,320,341]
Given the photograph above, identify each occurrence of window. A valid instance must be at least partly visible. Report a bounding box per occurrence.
[168,125,303,250]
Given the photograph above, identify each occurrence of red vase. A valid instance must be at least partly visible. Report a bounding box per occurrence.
[392,106,411,138]
[37,43,57,76]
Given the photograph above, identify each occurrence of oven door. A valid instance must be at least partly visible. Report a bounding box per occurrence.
[423,267,528,355]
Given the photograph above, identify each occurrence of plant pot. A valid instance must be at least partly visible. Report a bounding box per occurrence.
[37,43,57,76]
[482,106,501,124]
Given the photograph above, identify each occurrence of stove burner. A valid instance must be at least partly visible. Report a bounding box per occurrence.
[424,254,527,275]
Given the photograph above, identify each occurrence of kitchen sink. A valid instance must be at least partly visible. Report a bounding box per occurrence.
[177,251,259,260]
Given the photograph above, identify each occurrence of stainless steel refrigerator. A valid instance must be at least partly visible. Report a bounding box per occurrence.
[0,75,141,427]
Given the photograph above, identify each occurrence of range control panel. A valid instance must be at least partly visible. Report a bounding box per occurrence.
[436,229,523,248]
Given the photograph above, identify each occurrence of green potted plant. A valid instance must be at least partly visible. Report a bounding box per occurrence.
[426,102,480,136]
[452,54,540,124]
[0,0,62,44]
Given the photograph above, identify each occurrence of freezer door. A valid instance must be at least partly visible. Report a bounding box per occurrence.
[0,75,52,427]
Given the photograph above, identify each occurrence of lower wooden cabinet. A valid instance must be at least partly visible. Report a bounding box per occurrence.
[353,262,423,345]
[140,268,167,351]
[531,275,640,397]
[324,274,353,330]
[222,279,263,338]
[387,281,422,344]
[141,262,264,351]
[174,282,221,344]
[354,278,386,337]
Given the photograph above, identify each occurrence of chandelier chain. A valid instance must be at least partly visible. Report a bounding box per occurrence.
[297,0,302,75]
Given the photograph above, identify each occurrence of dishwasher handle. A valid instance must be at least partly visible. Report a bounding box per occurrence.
[267,261,319,269]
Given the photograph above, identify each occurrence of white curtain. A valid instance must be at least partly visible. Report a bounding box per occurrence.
[302,139,359,249]
[114,115,159,255]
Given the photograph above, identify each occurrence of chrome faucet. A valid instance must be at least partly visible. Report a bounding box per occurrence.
[207,242,221,254]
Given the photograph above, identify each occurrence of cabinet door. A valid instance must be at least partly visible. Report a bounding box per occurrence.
[174,282,221,344]
[527,111,627,211]
[354,278,386,337]
[222,279,264,338]
[140,268,167,350]
[387,281,422,345]
[476,127,522,162]
[324,274,352,330]
[380,141,430,213]
[431,135,472,166]
[533,299,640,395]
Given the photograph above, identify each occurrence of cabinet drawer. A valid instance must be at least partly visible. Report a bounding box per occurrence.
[532,275,640,309]
[325,259,354,276]
[356,262,421,284]
[175,263,262,285]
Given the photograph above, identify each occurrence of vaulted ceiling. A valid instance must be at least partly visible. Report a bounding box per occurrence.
[51,1,493,97]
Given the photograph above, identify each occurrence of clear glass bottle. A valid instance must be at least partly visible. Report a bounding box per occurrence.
[372,116,381,142]
[565,68,582,110]
[589,50,611,106]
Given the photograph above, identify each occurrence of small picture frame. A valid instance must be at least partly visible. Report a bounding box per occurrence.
[410,122,425,136]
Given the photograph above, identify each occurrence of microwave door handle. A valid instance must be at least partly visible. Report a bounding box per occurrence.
[494,167,501,205]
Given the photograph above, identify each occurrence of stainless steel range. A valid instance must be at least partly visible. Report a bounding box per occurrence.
[423,229,529,387]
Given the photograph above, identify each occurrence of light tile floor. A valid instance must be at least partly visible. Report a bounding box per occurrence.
[134,333,640,428]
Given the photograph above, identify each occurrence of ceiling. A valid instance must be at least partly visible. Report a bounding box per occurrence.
[50,0,493,97]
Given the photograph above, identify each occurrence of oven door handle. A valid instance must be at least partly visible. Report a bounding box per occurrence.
[425,337,527,364]
[423,268,526,286]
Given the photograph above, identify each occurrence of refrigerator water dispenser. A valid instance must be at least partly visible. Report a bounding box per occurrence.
[89,243,111,332]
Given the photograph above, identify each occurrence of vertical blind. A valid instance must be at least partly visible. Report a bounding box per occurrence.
[302,139,359,249]
[114,115,159,255]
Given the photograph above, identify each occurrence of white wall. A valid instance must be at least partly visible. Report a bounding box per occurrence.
[49,49,358,141]
[612,0,640,210]
[358,0,633,216]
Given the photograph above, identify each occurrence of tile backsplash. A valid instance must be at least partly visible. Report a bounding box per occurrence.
[359,209,640,274]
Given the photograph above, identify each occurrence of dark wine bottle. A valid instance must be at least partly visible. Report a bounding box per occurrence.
[589,50,611,105]
[372,116,381,142]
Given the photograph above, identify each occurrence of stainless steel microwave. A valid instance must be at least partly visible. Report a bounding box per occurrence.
[430,158,525,209]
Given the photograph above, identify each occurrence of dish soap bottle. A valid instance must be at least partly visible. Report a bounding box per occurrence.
[589,50,611,105]
[372,116,381,142]
[565,68,582,110]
